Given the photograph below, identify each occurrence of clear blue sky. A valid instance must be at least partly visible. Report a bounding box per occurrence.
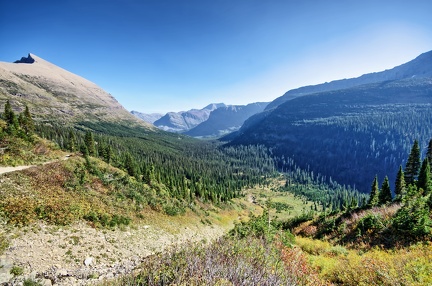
[1,0,431,113]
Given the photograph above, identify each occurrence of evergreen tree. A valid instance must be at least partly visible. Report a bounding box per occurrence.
[67,130,77,152]
[124,152,137,178]
[379,176,392,205]
[3,100,14,125]
[367,175,380,208]
[395,165,406,202]
[21,105,35,134]
[405,140,421,186]
[84,131,96,156]
[418,158,432,196]
[103,145,112,164]
[427,139,432,170]
[3,100,19,134]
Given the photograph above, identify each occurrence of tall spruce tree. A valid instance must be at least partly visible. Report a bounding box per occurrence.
[84,131,96,156]
[405,140,421,186]
[395,165,406,202]
[21,105,35,134]
[427,139,432,170]
[367,175,380,208]
[3,100,14,125]
[67,130,77,152]
[418,158,432,196]
[3,100,19,134]
[379,176,392,205]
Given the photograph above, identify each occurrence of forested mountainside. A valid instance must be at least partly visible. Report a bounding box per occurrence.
[184,102,268,138]
[265,50,432,110]
[228,75,432,193]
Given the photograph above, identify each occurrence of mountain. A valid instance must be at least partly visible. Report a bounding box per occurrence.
[184,102,268,138]
[265,50,432,110]
[152,103,226,132]
[0,53,153,131]
[227,50,432,193]
[131,110,163,124]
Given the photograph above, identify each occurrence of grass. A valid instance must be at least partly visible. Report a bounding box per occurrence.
[295,236,432,286]
[246,182,314,221]
[0,134,64,167]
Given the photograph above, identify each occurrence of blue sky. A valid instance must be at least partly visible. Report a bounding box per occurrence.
[1,0,432,114]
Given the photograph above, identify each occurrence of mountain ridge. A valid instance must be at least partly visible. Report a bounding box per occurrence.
[266,50,432,110]
[184,102,268,138]
[0,53,153,130]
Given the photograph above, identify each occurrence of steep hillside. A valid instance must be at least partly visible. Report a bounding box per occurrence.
[266,50,432,110]
[229,75,432,192]
[153,103,226,132]
[0,54,153,130]
[184,102,268,138]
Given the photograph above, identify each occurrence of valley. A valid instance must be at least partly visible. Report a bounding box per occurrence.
[0,50,431,285]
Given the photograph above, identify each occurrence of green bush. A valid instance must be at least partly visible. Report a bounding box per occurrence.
[357,213,384,234]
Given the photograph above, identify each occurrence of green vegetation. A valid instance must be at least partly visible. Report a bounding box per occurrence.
[279,161,368,213]
[10,265,24,276]
[102,213,323,286]
[1,100,432,285]
[0,102,278,227]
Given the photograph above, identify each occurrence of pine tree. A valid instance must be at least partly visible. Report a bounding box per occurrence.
[103,145,112,164]
[67,131,77,152]
[84,131,96,156]
[124,152,137,178]
[405,140,421,186]
[417,158,432,196]
[3,100,19,134]
[21,105,34,134]
[367,175,380,208]
[379,176,392,205]
[3,100,14,125]
[427,139,432,170]
[395,165,406,202]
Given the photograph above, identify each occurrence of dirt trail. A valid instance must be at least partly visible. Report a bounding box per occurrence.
[0,155,71,175]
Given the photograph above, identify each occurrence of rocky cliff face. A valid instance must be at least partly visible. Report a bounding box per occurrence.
[0,53,153,129]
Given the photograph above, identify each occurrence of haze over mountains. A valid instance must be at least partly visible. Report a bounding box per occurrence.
[226,50,432,192]
[132,102,268,138]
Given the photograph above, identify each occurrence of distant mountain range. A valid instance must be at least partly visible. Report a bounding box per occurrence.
[226,50,432,193]
[184,102,268,138]
[153,103,226,132]
[132,102,268,138]
[0,54,152,131]
[130,111,163,124]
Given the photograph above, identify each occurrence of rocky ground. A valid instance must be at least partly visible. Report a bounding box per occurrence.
[0,218,226,285]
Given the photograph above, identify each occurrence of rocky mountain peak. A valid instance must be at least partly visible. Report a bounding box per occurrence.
[14,53,35,64]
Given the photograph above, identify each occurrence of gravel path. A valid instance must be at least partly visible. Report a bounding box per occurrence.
[0,156,71,175]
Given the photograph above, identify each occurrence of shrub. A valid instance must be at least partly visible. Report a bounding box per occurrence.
[10,265,24,276]
[356,213,384,234]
